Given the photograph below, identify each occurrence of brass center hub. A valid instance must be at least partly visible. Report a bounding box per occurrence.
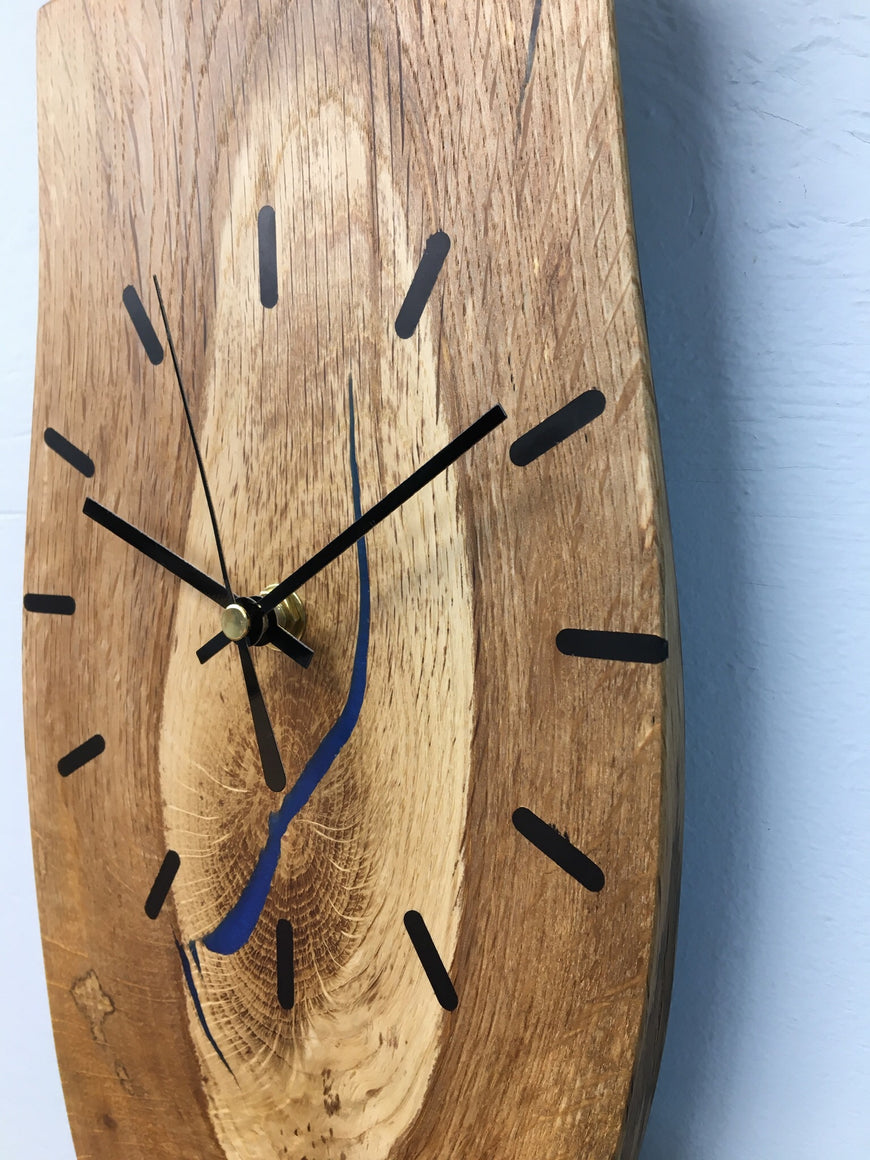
[219,587,307,646]
[220,602,251,641]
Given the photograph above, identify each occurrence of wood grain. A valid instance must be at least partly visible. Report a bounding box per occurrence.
[23,1,683,1157]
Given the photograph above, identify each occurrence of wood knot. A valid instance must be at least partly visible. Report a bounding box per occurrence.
[70,969,115,1046]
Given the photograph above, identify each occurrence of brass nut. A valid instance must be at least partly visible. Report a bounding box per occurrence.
[260,585,307,648]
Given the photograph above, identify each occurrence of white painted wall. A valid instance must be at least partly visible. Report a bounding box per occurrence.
[2,2,867,1157]
[616,2,870,1156]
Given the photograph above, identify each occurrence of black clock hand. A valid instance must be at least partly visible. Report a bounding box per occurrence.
[153,276,289,792]
[264,622,314,665]
[263,404,508,611]
[152,278,233,600]
[83,498,227,603]
[198,403,507,663]
[84,488,312,666]
[236,639,287,792]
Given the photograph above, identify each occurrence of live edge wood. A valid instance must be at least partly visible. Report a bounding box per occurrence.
[24,1,683,1157]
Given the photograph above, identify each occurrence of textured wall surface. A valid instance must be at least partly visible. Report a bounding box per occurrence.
[2,2,867,1157]
[615,2,870,1156]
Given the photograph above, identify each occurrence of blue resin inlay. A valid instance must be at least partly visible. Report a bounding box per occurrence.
[175,940,233,1074]
[201,379,370,957]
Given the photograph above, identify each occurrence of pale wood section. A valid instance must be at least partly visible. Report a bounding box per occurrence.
[24,1,682,1158]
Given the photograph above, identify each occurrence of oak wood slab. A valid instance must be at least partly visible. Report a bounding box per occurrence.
[24,1,683,1157]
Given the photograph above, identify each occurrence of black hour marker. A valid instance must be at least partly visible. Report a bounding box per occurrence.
[395,230,451,339]
[144,851,180,920]
[556,629,668,664]
[258,206,278,309]
[122,285,164,365]
[403,910,458,1011]
[509,389,606,467]
[43,428,95,477]
[276,919,294,1009]
[57,734,105,778]
[512,808,605,893]
[23,593,75,616]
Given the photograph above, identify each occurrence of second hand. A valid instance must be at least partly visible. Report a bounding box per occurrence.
[152,275,288,793]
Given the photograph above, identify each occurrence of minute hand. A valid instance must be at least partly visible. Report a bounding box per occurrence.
[198,403,507,662]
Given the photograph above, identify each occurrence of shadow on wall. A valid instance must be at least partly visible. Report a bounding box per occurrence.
[614,1,758,1156]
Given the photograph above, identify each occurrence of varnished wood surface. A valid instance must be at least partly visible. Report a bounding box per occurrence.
[24,1,682,1157]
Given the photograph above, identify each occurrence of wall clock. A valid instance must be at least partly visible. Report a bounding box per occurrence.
[22,0,683,1157]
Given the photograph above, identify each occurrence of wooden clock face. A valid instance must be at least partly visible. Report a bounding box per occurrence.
[23,1,682,1158]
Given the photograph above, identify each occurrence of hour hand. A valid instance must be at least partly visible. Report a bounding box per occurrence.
[83,497,227,604]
